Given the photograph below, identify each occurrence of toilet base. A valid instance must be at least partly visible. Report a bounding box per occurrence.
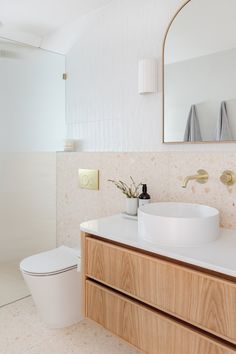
[22,268,83,328]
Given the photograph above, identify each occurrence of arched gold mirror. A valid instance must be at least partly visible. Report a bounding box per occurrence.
[163,0,236,144]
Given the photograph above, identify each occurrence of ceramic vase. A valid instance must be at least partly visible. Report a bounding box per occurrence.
[125,197,138,216]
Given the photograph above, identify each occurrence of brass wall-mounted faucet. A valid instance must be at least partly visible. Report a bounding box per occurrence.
[182,169,209,188]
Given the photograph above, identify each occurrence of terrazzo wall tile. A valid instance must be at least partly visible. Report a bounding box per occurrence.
[56,151,236,247]
[168,152,236,229]
[56,152,169,247]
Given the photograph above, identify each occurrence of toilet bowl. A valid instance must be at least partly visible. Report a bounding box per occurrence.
[20,246,82,328]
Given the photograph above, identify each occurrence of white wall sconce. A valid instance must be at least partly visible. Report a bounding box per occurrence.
[138,58,158,94]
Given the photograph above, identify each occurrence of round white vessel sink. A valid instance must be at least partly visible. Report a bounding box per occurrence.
[138,202,220,247]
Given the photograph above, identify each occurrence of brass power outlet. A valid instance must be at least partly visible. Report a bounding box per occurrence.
[79,169,99,190]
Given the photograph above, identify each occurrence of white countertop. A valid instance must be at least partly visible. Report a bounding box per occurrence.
[80,214,236,278]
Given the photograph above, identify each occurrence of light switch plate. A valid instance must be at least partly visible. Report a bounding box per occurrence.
[78,169,99,190]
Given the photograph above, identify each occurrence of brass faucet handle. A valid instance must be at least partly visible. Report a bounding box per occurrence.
[220,170,236,186]
[196,169,209,184]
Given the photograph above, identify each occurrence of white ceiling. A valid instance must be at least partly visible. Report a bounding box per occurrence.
[0,0,112,49]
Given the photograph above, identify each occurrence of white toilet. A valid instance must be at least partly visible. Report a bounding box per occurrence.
[20,246,82,328]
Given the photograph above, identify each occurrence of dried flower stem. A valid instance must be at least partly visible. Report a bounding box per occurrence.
[108,176,142,198]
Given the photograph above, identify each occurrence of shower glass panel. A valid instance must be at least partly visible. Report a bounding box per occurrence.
[0,39,65,307]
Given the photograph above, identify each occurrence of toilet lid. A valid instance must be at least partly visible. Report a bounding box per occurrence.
[20,246,81,275]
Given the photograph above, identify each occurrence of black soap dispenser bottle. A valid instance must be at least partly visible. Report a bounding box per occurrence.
[139,184,151,207]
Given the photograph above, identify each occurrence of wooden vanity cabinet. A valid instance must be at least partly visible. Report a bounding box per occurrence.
[82,232,236,354]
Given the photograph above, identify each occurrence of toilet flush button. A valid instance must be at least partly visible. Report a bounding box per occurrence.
[81,175,89,187]
[78,169,99,190]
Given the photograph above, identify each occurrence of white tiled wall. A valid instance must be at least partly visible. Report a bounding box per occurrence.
[65,0,181,151]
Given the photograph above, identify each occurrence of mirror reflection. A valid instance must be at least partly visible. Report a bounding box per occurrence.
[163,0,236,143]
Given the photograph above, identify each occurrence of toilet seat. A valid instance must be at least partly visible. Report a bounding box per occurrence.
[20,246,81,276]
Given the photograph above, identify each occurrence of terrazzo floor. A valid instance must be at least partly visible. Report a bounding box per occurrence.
[0,297,140,354]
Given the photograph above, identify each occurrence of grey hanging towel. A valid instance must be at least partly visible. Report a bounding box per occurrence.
[216,101,233,141]
[183,105,202,142]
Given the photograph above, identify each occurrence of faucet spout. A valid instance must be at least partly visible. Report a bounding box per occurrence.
[182,169,209,188]
[182,175,199,188]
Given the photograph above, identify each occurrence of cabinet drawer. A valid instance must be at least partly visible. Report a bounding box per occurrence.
[86,280,236,354]
[85,237,236,344]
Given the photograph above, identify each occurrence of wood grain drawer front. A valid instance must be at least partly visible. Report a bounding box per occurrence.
[86,280,236,354]
[85,237,236,344]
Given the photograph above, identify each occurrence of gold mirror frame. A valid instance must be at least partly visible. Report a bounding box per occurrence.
[162,0,236,145]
